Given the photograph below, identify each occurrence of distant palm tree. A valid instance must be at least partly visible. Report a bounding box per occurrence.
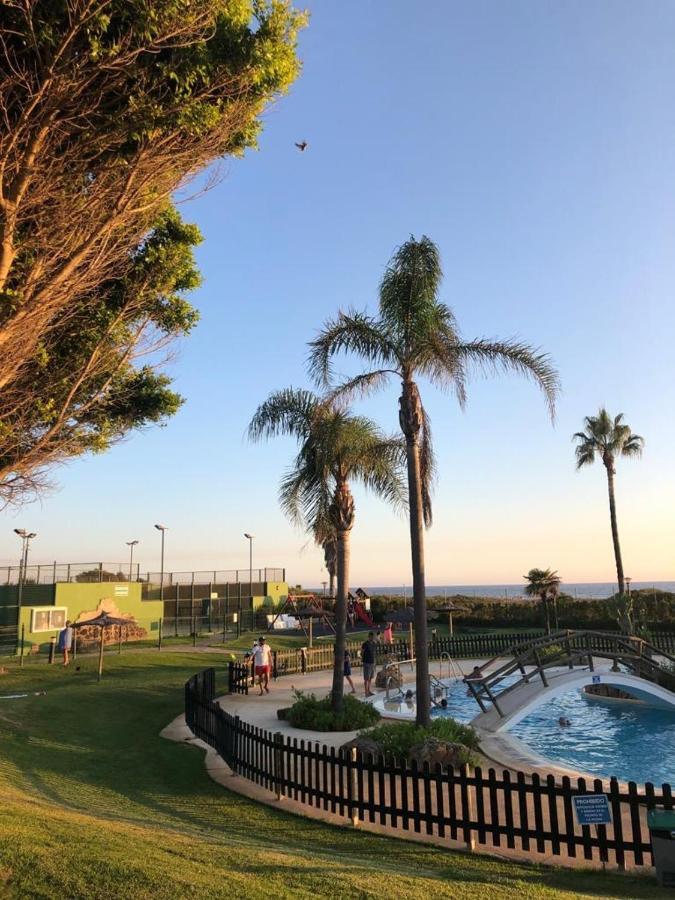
[573,409,644,596]
[309,236,559,726]
[524,568,561,634]
[248,388,405,712]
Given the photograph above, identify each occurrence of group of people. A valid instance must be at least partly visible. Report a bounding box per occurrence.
[244,632,382,698]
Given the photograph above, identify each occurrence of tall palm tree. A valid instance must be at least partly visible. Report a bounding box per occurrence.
[248,388,405,712]
[523,568,561,634]
[573,409,644,596]
[309,236,559,726]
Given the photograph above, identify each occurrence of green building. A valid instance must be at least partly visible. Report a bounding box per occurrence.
[0,563,288,655]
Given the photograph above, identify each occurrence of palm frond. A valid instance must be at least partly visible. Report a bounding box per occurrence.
[419,402,435,527]
[248,387,320,443]
[307,310,397,387]
[379,236,443,348]
[326,369,394,407]
[456,338,560,421]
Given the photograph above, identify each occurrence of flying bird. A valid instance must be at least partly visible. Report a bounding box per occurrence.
[295,141,308,152]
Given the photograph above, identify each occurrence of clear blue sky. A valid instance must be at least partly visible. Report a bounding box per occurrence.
[4,1,675,586]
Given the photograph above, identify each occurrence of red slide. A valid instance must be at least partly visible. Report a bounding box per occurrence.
[354,602,374,627]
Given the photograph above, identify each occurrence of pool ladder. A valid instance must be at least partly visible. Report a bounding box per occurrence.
[439,652,465,681]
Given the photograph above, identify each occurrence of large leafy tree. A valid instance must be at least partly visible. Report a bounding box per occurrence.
[0,0,305,499]
[573,409,644,595]
[249,389,405,712]
[0,205,199,502]
[523,568,561,634]
[309,236,559,726]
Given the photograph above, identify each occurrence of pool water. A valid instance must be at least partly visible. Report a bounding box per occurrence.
[376,678,675,785]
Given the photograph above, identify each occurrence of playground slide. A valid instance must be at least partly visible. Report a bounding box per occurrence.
[354,603,374,627]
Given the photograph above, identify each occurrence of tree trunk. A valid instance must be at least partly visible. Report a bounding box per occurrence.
[405,438,431,725]
[328,571,335,597]
[541,594,551,634]
[330,478,354,714]
[399,379,430,727]
[605,464,625,595]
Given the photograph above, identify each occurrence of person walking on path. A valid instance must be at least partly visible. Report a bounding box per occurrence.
[58,621,73,666]
[361,632,377,697]
[343,649,356,693]
[252,636,273,695]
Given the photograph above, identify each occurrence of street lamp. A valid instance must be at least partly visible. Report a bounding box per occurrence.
[244,532,254,610]
[126,540,139,582]
[154,525,168,602]
[625,577,632,596]
[14,528,37,658]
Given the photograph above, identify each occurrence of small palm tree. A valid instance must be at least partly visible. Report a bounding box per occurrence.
[248,388,405,712]
[573,409,644,596]
[524,568,561,634]
[309,236,559,725]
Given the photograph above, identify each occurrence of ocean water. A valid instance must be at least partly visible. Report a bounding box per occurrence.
[360,582,675,600]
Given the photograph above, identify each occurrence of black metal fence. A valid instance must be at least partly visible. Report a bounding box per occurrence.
[186,668,672,871]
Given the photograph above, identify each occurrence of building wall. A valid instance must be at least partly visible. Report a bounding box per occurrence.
[18,582,163,653]
[253,581,288,610]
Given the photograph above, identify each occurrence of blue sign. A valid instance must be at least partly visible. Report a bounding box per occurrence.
[592,675,601,684]
[573,794,612,826]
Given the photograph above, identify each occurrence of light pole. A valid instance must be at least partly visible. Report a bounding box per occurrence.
[154,525,168,600]
[625,577,632,596]
[321,580,327,598]
[126,540,139,582]
[14,528,36,658]
[244,533,254,626]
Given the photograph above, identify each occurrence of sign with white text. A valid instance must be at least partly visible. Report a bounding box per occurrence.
[573,794,612,826]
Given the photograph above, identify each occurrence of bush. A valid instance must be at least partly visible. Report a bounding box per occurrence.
[287,690,380,731]
[360,718,480,762]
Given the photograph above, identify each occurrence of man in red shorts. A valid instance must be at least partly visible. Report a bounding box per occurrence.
[252,636,272,695]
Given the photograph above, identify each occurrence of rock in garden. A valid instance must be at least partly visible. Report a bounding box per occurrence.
[339,736,381,761]
[407,737,473,769]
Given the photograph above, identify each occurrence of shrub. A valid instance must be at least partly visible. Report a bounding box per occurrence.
[360,718,480,763]
[287,690,380,731]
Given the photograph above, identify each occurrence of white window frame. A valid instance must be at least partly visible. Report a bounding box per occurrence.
[31,607,68,633]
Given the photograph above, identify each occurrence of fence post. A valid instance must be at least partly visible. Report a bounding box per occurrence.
[274,731,284,800]
[73,631,78,661]
[48,634,56,664]
[19,624,25,666]
[350,747,359,827]
[231,715,240,776]
[463,765,476,852]
[192,616,197,648]
[118,626,123,655]
[158,618,162,650]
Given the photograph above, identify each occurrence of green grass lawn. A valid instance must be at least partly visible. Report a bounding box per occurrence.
[0,651,664,898]
[218,630,372,652]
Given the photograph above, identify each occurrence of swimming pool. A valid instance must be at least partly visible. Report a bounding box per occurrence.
[373,677,675,785]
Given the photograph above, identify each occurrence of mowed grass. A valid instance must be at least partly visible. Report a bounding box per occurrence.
[0,651,664,899]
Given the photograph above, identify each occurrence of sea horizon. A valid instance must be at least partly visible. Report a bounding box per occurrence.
[306,581,675,600]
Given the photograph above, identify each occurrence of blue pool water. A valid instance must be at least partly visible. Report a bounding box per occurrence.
[376,678,675,785]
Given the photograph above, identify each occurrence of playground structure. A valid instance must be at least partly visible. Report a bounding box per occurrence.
[466,630,675,733]
[348,590,374,627]
[266,591,336,639]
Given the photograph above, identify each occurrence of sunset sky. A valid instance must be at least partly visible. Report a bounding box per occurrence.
[4,1,675,587]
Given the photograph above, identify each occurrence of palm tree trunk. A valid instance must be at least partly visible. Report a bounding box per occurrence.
[399,379,430,727]
[605,465,625,595]
[330,528,350,712]
[405,438,431,727]
[329,571,335,597]
[541,594,550,634]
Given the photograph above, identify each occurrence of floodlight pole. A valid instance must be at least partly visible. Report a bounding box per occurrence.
[13,529,36,658]
[126,540,139,582]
